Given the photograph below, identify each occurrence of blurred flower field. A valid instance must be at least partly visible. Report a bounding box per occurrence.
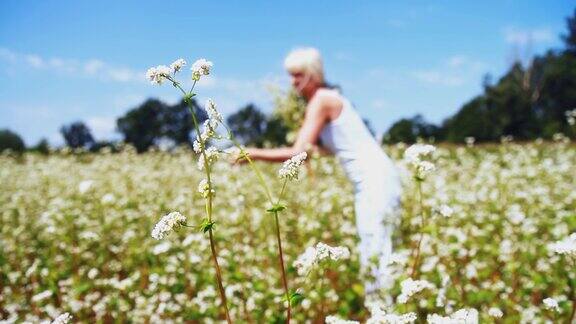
[1,140,575,323]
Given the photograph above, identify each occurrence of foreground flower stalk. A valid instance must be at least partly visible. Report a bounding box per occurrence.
[147,57,307,323]
[148,58,232,323]
[224,129,307,323]
[403,144,436,278]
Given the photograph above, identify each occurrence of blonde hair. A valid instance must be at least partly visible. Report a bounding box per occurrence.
[284,47,325,83]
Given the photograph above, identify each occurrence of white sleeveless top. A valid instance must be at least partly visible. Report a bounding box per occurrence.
[319,90,402,197]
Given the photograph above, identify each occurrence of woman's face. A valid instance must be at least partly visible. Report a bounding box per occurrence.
[289,71,320,99]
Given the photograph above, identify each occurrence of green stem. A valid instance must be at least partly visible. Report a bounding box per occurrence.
[410,179,425,278]
[274,210,291,324]
[224,127,292,323]
[169,76,232,323]
[224,125,274,203]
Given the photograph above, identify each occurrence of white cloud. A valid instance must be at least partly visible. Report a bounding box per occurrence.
[504,27,554,46]
[0,47,145,83]
[25,54,44,68]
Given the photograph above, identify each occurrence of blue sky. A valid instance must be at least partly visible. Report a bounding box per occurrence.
[0,1,573,146]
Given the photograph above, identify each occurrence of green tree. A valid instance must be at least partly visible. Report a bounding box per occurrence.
[227,104,268,147]
[117,98,206,152]
[0,129,25,152]
[31,138,50,155]
[60,121,95,149]
[383,115,440,144]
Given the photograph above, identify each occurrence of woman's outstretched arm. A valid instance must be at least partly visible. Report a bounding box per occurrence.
[241,91,335,163]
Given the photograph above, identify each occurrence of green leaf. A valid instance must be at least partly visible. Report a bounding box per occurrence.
[198,219,216,233]
[266,204,287,213]
[289,291,304,307]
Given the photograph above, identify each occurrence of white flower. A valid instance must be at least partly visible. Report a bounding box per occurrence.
[415,160,436,179]
[404,144,436,180]
[279,152,307,180]
[205,98,223,123]
[51,312,72,324]
[566,109,576,125]
[293,242,350,276]
[397,278,435,304]
[198,179,214,198]
[151,212,186,240]
[435,204,454,218]
[146,65,171,85]
[325,315,359,324]
[488,307,503,318]
[101,193,115,204]
[465,137,475,146]
[543,297,560,312]
[170,58,186,73]
[548,233,576,256]
[366,302,417,324]
[152,241,171,255]
[191,58,213,80]
[427,308,478,324]
[199,119,217,143]
[32,289,53,303]
[193,139,203,153]
[78,180,94,194]
[197,147,219,170]
[403,144,436,165]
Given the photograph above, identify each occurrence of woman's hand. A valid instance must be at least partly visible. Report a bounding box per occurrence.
[227,147,250,165]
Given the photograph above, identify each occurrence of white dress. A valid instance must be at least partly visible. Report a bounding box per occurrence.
[318,89,403,293]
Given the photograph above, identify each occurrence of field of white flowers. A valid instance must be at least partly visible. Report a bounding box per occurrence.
[1,139,575,323]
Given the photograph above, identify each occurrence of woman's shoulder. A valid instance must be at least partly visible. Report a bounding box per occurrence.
[310,88,345,121]
[311,88,344,109]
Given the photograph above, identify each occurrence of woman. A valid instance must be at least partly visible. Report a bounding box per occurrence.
[237,48,403,295]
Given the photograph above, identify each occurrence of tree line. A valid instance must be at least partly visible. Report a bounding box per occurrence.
[1,9,575,153]
[384,9,576,143]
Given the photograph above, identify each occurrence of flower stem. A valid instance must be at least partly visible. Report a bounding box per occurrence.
[224,124,292,322]
[410,179,425,278]
[274,210,291,324]
[209,228,232,324]
[171,77,232,323]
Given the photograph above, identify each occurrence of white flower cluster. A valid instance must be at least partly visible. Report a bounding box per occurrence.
[434,204,454,218]
[279,152,308,180]
[192,99,224,158]
[426,308,478,324]
[543,297,560,312]
[403,144,436,180]
[205,98,222,123]
[465,136,475,147]
[151,212,186,240]
[397,278,435,304]
[169,58,186,73]
[146,63,172,85]
[146,58,207,85]
[191,58,213,80]
[293,242,350,276]
[51,312,72,324]
[325,315,359,324]
[548,233,576,256]
[366,302,417,324]
[566,108,576,126]
[78,180,94,194]
[197,147,219,170]
[198,179,214,198]
[403,144,435,164]
[487,307,503,318]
